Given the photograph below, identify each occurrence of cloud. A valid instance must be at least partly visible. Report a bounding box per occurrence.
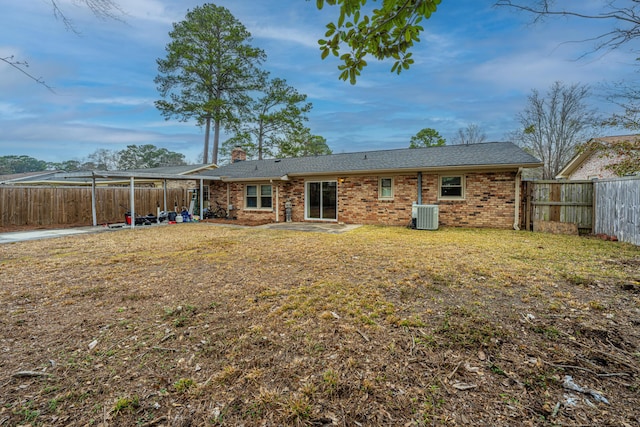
[84,97,155,106]
[0,102,36,120]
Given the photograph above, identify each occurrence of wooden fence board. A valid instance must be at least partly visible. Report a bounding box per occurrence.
[0,186,188,228]
[594,177,640,246]
[525,180,594,233]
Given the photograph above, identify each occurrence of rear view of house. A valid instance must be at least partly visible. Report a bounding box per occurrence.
[202,142,542,229]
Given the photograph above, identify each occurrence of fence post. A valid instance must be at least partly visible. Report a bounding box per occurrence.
[524,181,532,231]
[91,176,97,226]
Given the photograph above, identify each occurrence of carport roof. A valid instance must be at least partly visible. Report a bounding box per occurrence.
[5,164,220,185]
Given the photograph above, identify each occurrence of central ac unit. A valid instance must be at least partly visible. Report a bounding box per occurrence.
[412,204,439,230]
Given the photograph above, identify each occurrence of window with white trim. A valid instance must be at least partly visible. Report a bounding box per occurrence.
[379,177,393,199]
[245,184,272,209]
[439,175,464,199]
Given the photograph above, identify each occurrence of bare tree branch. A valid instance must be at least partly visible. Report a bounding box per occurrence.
[50,0,125,33]
[495,1,640,53]
[7,1,125,90]
[452,124,487,145]
[1,56,55,92]
[513,81,598,179]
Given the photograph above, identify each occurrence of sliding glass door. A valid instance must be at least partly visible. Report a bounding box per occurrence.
[306,181,337,220]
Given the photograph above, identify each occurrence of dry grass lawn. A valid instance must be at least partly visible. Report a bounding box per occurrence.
[1,223,639,426]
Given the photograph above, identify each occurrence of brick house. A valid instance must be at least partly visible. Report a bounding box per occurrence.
[202,142,542,229]
[555,135,638,180]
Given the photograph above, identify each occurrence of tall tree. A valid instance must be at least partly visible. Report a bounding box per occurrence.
[409,128,446,148]
[233,76,312,160]
[316,0,443,83]
[513,81,597,179]
[116,144,187,170]
[87,148,119,170]
[278,127,332,158]
[451,123,487,145]
[155,4,265,164]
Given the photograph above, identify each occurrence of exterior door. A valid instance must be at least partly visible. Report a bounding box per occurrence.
[306,181,337,220]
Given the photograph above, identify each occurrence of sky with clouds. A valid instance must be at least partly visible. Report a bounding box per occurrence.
[1,0,638,164]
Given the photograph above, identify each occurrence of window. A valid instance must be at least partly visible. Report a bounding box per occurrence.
[245,184,272,209]
[439,175,464,199]
[379,177,393,199]
[260,185,272,208]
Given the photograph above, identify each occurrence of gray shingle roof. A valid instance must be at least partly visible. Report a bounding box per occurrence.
[202,142,541,180]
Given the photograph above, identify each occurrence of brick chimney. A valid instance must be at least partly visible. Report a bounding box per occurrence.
[231,147,247,163]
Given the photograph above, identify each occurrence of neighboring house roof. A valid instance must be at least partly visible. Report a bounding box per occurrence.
[0,171,62,184]
[202,142,542,181]
[556,135,638,180]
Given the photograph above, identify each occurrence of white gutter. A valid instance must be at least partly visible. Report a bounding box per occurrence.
[275,183,280,222]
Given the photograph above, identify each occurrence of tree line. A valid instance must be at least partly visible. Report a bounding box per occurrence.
[0,144,187,175]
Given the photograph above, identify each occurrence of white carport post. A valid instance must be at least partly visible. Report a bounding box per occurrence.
[163,179,168,211]
[130,176,135,229]
[91,174,97,226]
[199,179,204,219]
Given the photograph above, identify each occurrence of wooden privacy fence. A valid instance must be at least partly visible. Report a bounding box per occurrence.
[0,186,189,228]
[523,180,594,234]
[594,176,640,246]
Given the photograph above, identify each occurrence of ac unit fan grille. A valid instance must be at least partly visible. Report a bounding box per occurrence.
[414,205,439,230]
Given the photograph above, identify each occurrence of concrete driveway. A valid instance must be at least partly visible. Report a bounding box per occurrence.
[0,222,361,243]
[0,227,110,244]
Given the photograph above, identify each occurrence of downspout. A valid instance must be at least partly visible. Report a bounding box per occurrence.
[199,179,204,219]
[275,182,279,223]
[163,179,167,212]
[417,172,423,204]
[226,182,230,218]
[513,168,522,230]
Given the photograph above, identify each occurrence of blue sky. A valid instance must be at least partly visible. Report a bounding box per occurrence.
[1,0,638,164]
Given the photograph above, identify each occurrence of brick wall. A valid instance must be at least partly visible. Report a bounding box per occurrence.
[337,175,415,225]
[429,172,517,229]
[569,153,621,180]
[208,170,518,229]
